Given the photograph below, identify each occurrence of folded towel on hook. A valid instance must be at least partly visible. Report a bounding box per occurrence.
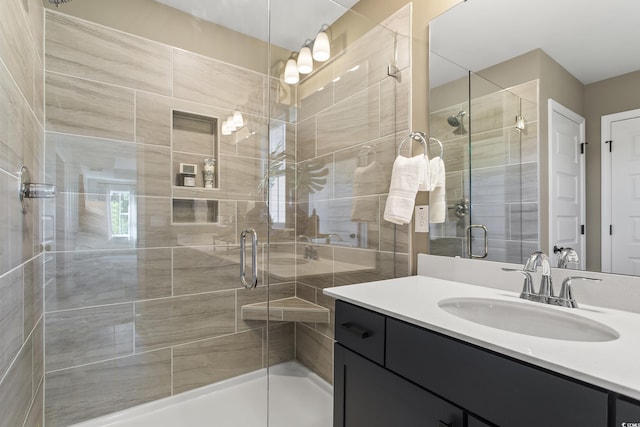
[429,156,446,223]
[383,155,428,225]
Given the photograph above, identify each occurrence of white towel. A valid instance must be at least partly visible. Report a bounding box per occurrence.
[383,155,427,225]
[429,156,446,223]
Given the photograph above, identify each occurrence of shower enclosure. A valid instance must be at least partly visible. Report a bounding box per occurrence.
[428,53,540,264]
[0,1,411,426]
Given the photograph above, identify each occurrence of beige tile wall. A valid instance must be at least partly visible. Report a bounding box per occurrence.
[41,5,412,425]
[292,6,412,384]
[42,10,296,427]
[0,0,45,425]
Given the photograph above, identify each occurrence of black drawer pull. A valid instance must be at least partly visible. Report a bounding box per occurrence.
[340,322,371,338]
[438,422,451,427]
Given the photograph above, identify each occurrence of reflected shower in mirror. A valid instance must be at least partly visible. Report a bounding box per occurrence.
[429,0,640,276]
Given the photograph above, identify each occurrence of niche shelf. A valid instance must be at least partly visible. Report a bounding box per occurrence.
[172,198,218,224]
[171,110,219,190]
[241,297,330,323]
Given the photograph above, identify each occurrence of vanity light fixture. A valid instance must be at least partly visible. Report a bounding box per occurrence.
[284,25,332,85]
[222,110,249,138]
[313,28,331,62]
[233,110,244,128]
[297,41,314,74]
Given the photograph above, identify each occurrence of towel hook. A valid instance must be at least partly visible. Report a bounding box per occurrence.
[397,132,444,160]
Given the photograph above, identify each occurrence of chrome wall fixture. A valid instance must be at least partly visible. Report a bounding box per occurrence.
[19,165,56,214]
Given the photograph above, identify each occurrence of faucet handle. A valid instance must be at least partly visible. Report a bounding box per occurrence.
[502,268,535,300]
[557,277,602,308]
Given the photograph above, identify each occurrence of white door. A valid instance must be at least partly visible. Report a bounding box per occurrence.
[605,114,640,275]
[548,100,586,269]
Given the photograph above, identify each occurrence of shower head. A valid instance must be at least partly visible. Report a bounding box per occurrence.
[447,111,467,135]
[49,0,72,6]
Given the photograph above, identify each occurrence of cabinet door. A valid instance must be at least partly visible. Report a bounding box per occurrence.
[617,397,640,426]
[334,344,463,427]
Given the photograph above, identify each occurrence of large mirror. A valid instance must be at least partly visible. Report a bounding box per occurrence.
[428,0,640,276]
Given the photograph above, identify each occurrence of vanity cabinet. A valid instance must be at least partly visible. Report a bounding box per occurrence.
[334,300,621,427]
[617,398,640,426]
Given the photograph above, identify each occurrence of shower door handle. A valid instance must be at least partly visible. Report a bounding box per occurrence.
[466,224,488,259]
[240,229,258,289]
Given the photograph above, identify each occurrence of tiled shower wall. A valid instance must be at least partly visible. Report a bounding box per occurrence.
[42,11,296,427]
[429,80,539,263]
[0,0,45,426]
[292,5,411,383]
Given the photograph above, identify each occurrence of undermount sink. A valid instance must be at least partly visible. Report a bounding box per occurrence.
[438,297,619,342]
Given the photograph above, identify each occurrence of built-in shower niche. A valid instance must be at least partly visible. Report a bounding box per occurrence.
[172,110,219,191]
[172,199,218,224]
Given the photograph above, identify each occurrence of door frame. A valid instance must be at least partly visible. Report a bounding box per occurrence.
[601,108,640,273]
[548,99,586,268]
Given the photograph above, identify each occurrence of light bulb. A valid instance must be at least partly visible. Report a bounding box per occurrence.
[233,110,244,128]
[313,31,330,62]
[297,46,313,74]
[226,117,236,132]
[284,58,299,84]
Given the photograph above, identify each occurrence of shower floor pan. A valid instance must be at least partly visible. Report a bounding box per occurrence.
[70,361,333,427]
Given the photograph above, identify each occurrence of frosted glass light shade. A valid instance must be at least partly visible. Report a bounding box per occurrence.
[297,46,313,74]
[226,117,236,131]
[313,31,331,62]
[221,121,231,135]
[284,58,299,84]
[233,110,244,128]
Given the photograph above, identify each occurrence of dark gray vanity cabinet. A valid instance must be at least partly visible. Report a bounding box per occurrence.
[334,300,619,427]
[617,398,640,426]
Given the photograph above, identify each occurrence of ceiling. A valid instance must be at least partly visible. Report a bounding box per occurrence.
[430,0,640,87]
[154,0,359,51]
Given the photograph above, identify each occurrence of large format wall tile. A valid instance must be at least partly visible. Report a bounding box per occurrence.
[217,155,265,200]
[45,303,134,371]
[46,132,171,197]
[295,323,333,384]
[267,323,294,366]
[45,13,172,95]
[316,86,380,156]
[0,268,23,381]
[23,255,43,338]
[0,63,25,174]
[0,336,33,427]
[46,73,134,141]
[135,291,236,352]
[173,329,263,394]
[173,246,244,295]
[173,49,264,116]
[45,349,171,427]
[0,0,34,110]
[45,249,172,311]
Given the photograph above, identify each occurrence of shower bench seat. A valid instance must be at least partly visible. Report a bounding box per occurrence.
[241,297,330,323]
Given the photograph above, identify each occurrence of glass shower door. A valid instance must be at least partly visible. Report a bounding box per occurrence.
[266,1,409,426]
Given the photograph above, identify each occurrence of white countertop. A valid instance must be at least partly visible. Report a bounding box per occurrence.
[324,276,640,401]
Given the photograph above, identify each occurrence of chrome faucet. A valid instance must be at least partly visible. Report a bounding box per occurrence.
[557,277,602,308]
[325,233,343,244]
[524,251,553,303]
[297,235,318,260]
[554,246,580,269]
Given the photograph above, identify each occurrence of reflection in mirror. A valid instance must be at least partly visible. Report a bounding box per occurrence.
[429,0,640,275]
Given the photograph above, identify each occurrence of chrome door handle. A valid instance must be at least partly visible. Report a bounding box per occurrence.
[240,228,258,289]
[466,224,488,259]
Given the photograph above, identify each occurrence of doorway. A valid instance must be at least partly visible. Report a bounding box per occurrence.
[602,108,640,275]
[548,99,586,269]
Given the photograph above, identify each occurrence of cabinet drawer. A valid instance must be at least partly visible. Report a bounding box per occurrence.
[386,319,608,427]
[335,300,385,365]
